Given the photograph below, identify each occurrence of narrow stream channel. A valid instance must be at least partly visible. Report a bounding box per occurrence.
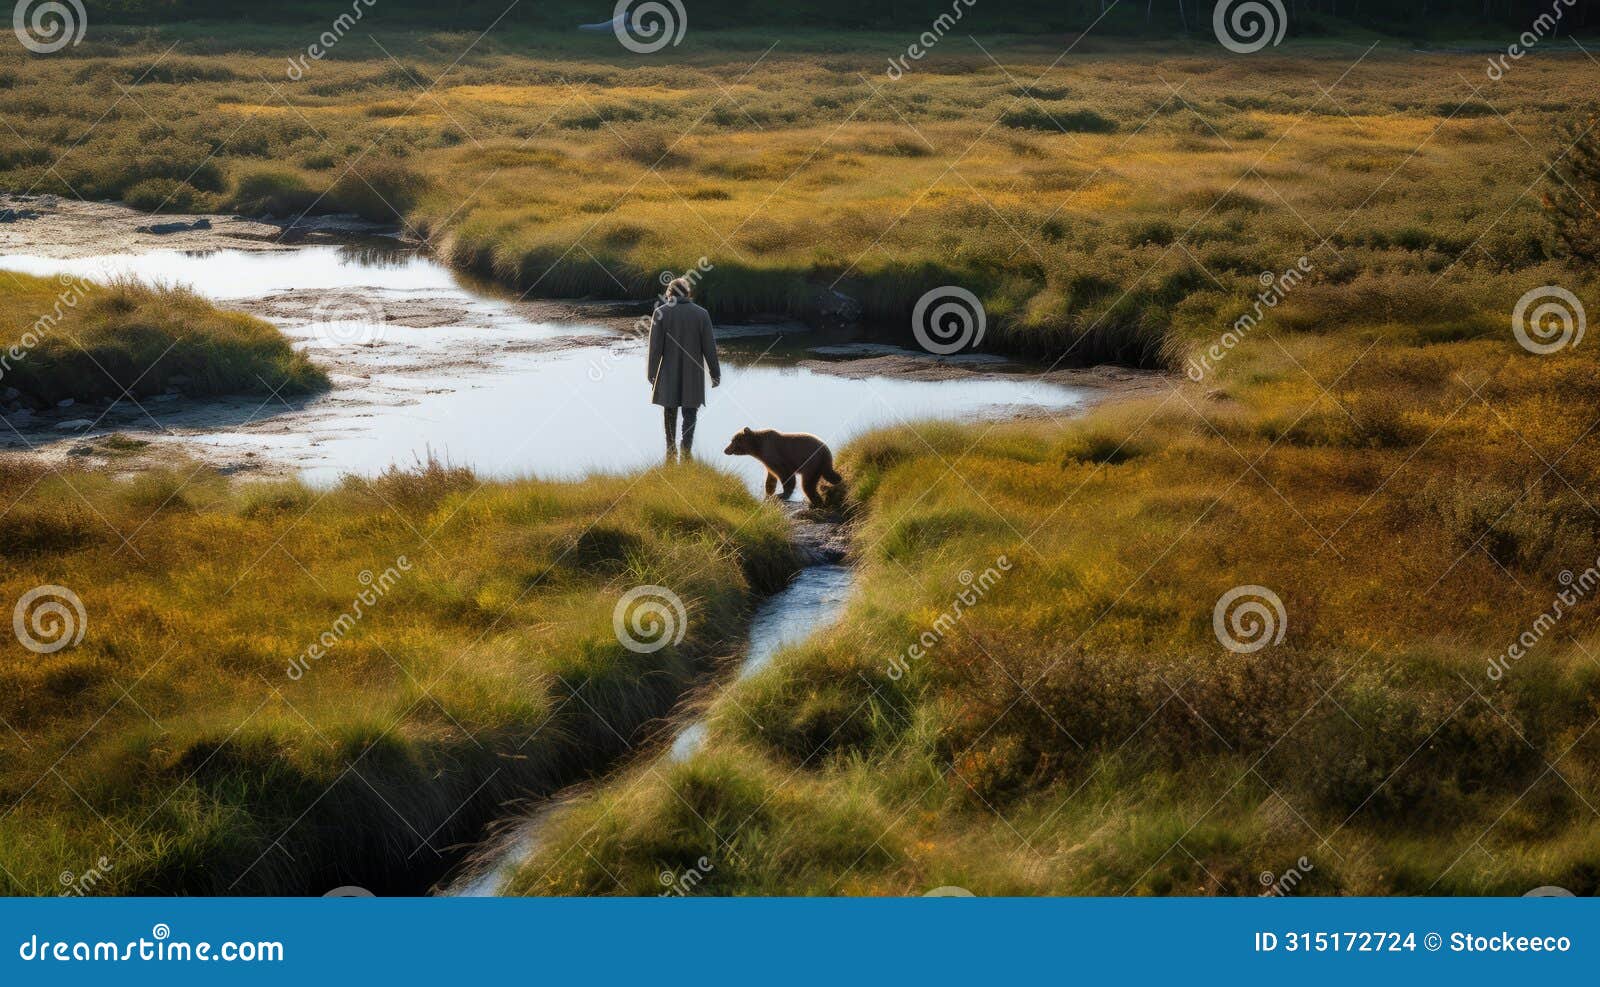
[437,554,856,897]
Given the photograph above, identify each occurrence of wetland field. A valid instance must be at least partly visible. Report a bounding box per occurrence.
[3,1,1600,897]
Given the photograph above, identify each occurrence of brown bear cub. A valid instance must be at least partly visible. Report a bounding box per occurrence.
[723,427,843,507]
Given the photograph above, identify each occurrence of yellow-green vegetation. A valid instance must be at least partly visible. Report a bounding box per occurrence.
[7,24,1600,897]
[436,36,1600,896]
[0,457,794,894]
[2,30,1590,363]
[1,272,325,405]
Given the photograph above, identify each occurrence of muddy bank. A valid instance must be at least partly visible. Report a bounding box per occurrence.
[0,193,395,256]
[0,193,663,337]
[798,349,1168,392]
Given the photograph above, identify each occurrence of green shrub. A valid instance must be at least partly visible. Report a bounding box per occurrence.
[123,177,206,213]
[1000,105,1117,133]
[225,166,322,217]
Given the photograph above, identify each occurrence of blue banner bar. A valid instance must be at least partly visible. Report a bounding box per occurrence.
[1,897,1592,985]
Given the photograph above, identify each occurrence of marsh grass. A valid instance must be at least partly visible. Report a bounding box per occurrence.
[5,24,1600,897]
[0,456,796,894]
[0,272,326,406]
[2,31,1589,367]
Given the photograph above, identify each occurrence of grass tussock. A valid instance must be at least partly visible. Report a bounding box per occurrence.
[0,457,795,895]
[1,272,326,406]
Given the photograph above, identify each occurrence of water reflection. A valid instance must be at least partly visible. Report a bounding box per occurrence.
[0,245,458,298]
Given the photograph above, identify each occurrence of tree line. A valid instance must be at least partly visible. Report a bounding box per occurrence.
[70,1,1600,35]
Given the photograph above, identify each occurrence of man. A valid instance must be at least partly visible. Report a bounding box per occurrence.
[646,276,720,460]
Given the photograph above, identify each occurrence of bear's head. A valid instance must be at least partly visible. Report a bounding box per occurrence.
[724,427,756,456]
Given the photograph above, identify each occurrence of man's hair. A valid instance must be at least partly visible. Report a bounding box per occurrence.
[666,276,693,299]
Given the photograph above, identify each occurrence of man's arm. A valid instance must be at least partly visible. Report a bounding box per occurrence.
[701,311,721,386]
[646,308,664,382]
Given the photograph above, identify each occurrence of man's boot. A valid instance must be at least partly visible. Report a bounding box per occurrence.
[680,408,697,461]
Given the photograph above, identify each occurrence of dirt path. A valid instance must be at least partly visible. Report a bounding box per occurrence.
[0,193,391,256]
